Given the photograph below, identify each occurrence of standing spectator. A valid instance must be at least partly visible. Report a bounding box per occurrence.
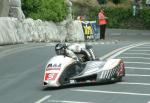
[98,8,108,40]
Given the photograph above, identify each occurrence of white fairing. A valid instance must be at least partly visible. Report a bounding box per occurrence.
[82,59,122,76]
[98,59,124,80]
[102,59,122,70]
[67,43,86,53]
[43,55,75,87]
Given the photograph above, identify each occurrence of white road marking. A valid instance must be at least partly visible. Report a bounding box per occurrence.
[35,95,51,103]
[107,43,145,59]
[126,74,150,77]
[126,67,150,70]
[135,47,150,49]
[100,47,122,60]
[141,45,150,47]
[123,53,150,56]
[129,50,150,52]
[0,45,51,58]
[120,57,150,60]
[0,43,57,59]
[48,100,93,103]
[71,89,150,96]
[125,62,150,65]
[117,82,150,86]
[100,43,145,60]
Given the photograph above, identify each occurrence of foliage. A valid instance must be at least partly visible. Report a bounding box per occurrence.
[97,0,107,4]
[112,0,120,4]
[22,0,67,22]
[140,8,150,28]
[21,0,150,29]
[88,6,150,29]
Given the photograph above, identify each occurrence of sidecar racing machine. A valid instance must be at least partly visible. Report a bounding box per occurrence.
[43,43,125,87]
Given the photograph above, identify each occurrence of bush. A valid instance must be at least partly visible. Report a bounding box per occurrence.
[88,7,130,27]
[88,6,150,29]
[105,7,131,28]
[140,8,150,28]
[22,0,67,22]
[112,0,120,4]
[97,0,107,4]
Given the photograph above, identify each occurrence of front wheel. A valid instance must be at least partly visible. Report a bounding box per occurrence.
[59,63,78,86]
[59,70,70,85]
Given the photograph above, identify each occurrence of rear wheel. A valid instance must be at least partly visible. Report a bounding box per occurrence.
[115,76,123,82]
[111,75,123,82]
[110,77,122,83]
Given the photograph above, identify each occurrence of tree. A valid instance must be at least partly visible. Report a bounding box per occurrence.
[97,0,107,4]
[22,0,67,22]
[112,0,120,4]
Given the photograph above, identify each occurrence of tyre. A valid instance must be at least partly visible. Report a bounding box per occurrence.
[59,63,77,85]
[59,70,70,85]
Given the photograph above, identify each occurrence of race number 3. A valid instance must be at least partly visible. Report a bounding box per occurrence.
[44,73,58,80]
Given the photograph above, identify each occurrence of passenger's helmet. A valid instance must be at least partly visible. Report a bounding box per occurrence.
[55,43,66,55]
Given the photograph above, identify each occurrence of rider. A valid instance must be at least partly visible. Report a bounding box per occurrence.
[55,43,96,61]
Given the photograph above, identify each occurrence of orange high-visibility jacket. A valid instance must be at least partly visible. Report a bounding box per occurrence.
[98,12,107,25]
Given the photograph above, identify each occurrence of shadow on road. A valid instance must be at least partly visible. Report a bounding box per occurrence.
[42,80,125,91]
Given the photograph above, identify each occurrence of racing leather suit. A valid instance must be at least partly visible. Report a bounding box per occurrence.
[65,49,79,60]
[65,44,96,61]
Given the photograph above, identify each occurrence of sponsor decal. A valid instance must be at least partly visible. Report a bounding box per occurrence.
[46,63,62,70]
[46,68,61,70]
[83,25,93,36]
[47,63,61,68]
[81,21,98,40]
[44,73,58,80]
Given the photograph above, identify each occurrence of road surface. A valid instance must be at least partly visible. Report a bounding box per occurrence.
[0,34,150,103]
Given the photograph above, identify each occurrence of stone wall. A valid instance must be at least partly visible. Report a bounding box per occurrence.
[0,17,84,45]
[0,0,84,45]
[0,0,9,17]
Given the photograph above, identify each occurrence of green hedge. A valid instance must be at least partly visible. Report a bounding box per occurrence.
[140,8,150,28]
[21,0,150,29]
[97,0,107,4]
[22,0,67,22]
[112,0,120,4]
[88,7,150,29]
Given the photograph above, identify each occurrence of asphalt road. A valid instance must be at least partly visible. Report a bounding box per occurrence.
[0,40,150,103]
